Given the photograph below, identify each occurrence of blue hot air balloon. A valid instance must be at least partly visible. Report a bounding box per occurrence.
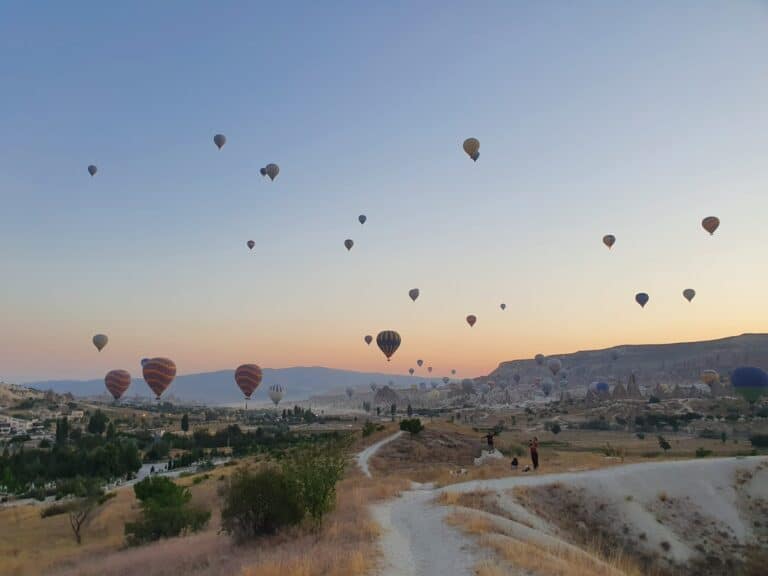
[731,366,768,404]
[635,293,649,308]
[595,382,609,394]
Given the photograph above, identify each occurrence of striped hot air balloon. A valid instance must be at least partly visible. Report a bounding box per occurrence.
[105,370,131,401]
[235,364,263,401]
[142,357,177,400]
[376,330,401,361]
[269,383,284,406]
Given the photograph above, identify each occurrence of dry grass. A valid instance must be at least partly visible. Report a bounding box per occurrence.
[446,510,647,576]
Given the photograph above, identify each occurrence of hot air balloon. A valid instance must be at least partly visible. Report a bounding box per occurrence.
[419,382,427,392]
[702,216,720,236]
[376,330,401,361]
[359,214,367,225]
[92,334,108,352]
[535,354,545,366]
[87,164,98,176]
[602,234,616,249]
[141,358,150,367]
[451,369,456,375]
[462,138,480,162]
[409,368,415,375]
[409,288,420,302]
[541,380,553,396]
[427,366,433,373]
[500,303,506,311]
[370,382,378,392]
[430,381,438,390]
[234,364,263,403]
[346,387,354,399]
[701,369,719,386]
[262,164,280,181]
[105,370,131,401]
[547,358,562,377]
[466,315,477,327]
[417,359,424,367]
[731,366,768,404]
[442,376,449,384]
[594,381,609,394]
[142,357,177,400]
[635,293,649,308]
[683,288,696,302]
[247,240,255,250]
[364,334,373,346]
[269,383,284,406]
[213,134,226,149]
[344,239,354,251]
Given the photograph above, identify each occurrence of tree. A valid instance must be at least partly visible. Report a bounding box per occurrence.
[376,406,381,416]
[720,431,727,444]
[55,417,69,446]
[399,418,423,436]
[55,477,105,545]
[362,401,371,413]
[125,476,210,545]
[106,421,116,440]
[406,403,413,417]
[550,423,562,435]
[87,410,108,435]
[181,414,189,433]
[390,403,397,420]
[657,435,671,454]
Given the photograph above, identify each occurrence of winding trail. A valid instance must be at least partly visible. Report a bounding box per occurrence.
[356,430,403,477]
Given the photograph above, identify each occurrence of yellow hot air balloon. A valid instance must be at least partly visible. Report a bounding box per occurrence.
[462,138,480,161]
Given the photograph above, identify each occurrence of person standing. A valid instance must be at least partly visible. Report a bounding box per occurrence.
[529,437,539,470]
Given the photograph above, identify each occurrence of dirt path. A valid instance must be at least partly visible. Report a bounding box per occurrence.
[356,431,403,478]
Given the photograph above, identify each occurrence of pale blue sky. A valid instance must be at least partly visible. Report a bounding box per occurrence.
[1,1,767,382]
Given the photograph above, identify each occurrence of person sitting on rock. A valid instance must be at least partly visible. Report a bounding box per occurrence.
[510,457,519,470]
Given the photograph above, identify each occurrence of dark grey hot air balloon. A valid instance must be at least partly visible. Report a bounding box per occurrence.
[213,134,226,149]
[635,292,649,308]
[263,164,279,181]
[683,288,696,302]
[701,216,720,236]
[409,288,420,302]
[87,165,98,177]
[344,239,354,251]
[359,214,367,225]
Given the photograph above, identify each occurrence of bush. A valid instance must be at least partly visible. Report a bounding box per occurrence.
[125,476,210,545]
[399,418,424,435]
[636,432,646,440]
[695,447,713,458]
[220,467,304,541]
[550,423,562,435]
[749,434,768,448]
[362,420,377,437]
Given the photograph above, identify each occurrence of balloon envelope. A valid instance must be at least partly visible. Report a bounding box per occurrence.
[409,288,420,302]
[427,366,433,373]
[346,387,354,399]
[87,165,97,176]
[105,370,131,400]
[535,354,545,366]
[462,138,480,159]
[235,364,263,399]
[683,288,696,302]
[264,164,279,181]
[701,369,719,385]
[344,239,354,251]
[594,381,609,393]
[142,357,177,399]
[247,240,255,250]
[409,368,414,375]
[417,359,424,367]
[451,369,456,375]
[635,292,649,308]
[466,314,477,327]
[213,134,226,149]
[603,234,615,249]
[731,366,768,404]
[443,376,449,384]
[358,214,367,225]
[547,358,562,376]
[702,216,720,235]
[500,303,506,311]
[376,330,401,361]
[93,334,108,352]
[364,335,373,345]
[269,383,284,406]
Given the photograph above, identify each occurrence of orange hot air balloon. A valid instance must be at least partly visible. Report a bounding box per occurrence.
[142,357,177,400]
[105,370,131,400]
[701,216,720,236]
[466,314,477,327]
[235,364,263,400]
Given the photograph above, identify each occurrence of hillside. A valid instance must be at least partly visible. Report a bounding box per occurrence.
[488,333,768,389]
[25,366,423,404]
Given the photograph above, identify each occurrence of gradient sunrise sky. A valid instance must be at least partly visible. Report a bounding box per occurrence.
[1,1,767,382]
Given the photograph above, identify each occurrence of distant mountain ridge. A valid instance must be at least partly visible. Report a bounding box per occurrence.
[25,366,424,404]
[488,333,768,389]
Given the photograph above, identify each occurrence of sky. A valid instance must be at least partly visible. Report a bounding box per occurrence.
[1,1,767,382]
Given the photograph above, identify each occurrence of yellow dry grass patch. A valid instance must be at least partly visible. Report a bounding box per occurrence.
[446,510,647,576]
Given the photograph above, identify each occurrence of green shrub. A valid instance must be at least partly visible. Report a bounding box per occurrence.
[220,467,304,541]
[362,420,377,437]
[399,418,424,435]
[695,447,713,458]
[125,476,210,546]
[750,434,768,448]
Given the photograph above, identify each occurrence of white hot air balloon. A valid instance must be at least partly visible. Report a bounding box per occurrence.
[269,383,284,406]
